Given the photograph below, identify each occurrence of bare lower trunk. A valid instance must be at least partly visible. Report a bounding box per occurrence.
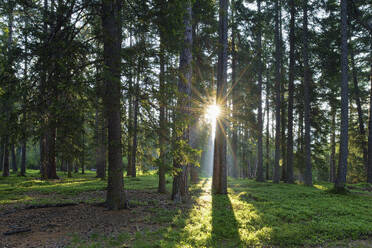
[273,0,281,184]
[21,141,26,176]
[303,0,312,186]
[367,61,372,183]
[286,0,295,184]
[330,109,336,183]
[158,37,166,194]
[256,0,264,182]
[350,47,368,170]
[172,1,193,201]
[47,127,58,179]
[102,0,126,209]
[11,144,17,172]
[2,137,10,176]
[212,0,228,194]
[335,0,349,190]
[130,88,139,178]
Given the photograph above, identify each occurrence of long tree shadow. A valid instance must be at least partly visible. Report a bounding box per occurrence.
[211,193,242,247]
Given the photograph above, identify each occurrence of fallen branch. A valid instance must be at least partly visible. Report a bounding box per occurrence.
[3,228,31,236]
[25,202,78,209]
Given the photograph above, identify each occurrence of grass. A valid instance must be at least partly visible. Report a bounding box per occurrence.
[1,170,372,247]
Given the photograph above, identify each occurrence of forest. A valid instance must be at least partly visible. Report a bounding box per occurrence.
[0,0,371,247]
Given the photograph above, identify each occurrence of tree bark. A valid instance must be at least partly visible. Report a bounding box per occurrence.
[47,127,58,179]
[130,79,139,178]
[102,0,127,210]
[231,2,239,179]
[367,52,372,183]
[303,0,312,186]
[158,35,167,194]
[11,144,17,172]
[350,46,368,170]
[2,137,10,177]
[286,0,295,184]
[330,108,336,183]
[213,0,228,194]
[172,0,193,202]
[335,0,349,190]
[266,71,270,180]
[273,0,281,184]
[256,0,264,182]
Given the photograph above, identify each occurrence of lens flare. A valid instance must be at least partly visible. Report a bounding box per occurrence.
[205,104,221,122]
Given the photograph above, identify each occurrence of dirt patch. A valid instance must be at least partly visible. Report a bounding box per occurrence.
[0,190,172,248]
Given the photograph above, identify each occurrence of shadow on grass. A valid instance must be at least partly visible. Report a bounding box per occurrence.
[211,193,242,247]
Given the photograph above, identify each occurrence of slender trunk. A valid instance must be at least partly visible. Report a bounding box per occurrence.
[11,144,17,172]
[158,36,167,193]
[335,0,349,190]
[47,127,58,179]
[350,47,368,170]
[273,0,281,184]
[330,109,336,182]
[2,137,10,177]
[367,52,372,183]
[303,0,312,186]
[67,160,72,178]
[213,0,228,194]
[280,1,287,183]
[286,0,295,184]
[96,108,106,179]
[172,1,193,201]
[0,140,4,172]
[256,0,264,182]
[231,2,239,179]
[266,71,270,180]
[131,81,139,178]
[102,0,127,209]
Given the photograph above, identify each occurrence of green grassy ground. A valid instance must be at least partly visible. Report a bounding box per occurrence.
[1,170,371,247]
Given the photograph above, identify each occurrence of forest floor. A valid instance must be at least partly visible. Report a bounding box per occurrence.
[0,170,372,248]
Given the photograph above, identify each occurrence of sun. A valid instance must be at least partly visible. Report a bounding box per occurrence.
[205,104,221,122]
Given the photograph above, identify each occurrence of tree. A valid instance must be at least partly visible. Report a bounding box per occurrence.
[255,0,264,182]
[212,0,228,194]
[172,0,193,202]
[273,0,281,184]
[102,0,127,210]
[303,0,312,186]
[286,0,295,184]
[334,0,349,190]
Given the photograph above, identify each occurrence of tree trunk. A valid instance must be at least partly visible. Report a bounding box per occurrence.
[213,0,228,194]
[130,82,139,178]
[158,35,167,194]
[11,144,17,172]
[266,71,270,180]
[2,137,10,177]
[350,47,368,170]
[330,109,336,183]
[273,0,281,184]
[286,0,295,184]
[303,0,312,186]
[367,56,372,183]
[172,0,193,202]
[102,0,127,210]
[280,2,287,183]
[0,140,4,172]
[46,127,58,179]
[335,0,349,190]
[21,141,26,176]
[231,1,239,179]
[256,0,264,182]
[67,160,72,178]
[96,109,106,179]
